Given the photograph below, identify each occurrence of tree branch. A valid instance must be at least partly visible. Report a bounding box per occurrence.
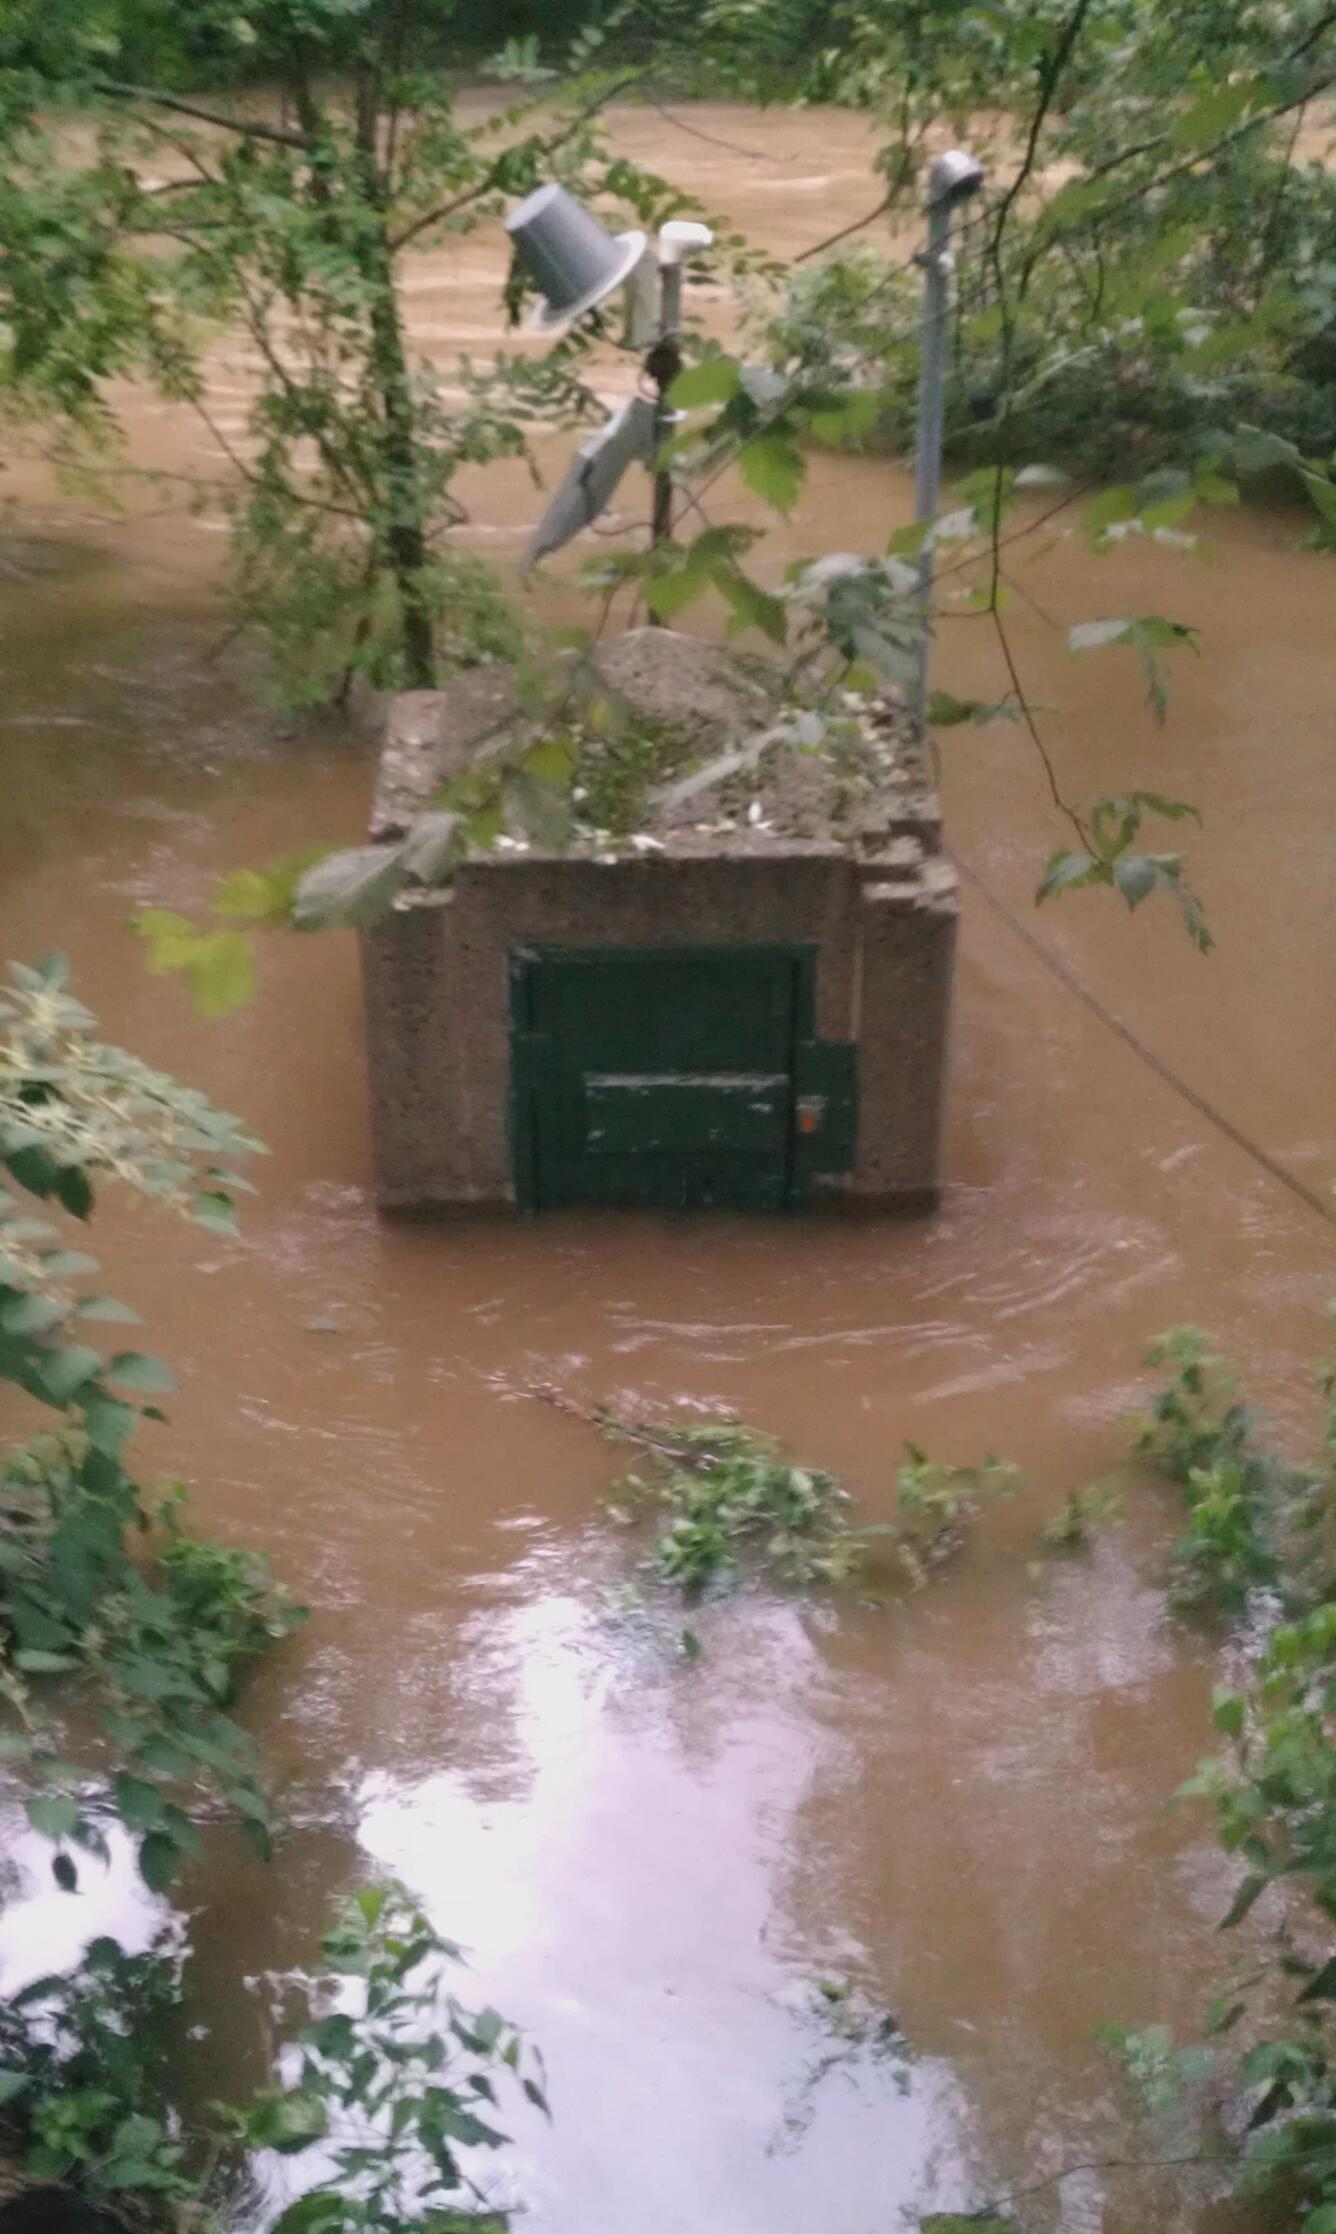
[794,135,924,263]
[94,80,311,150]
[794,193,893,265]
[987,0,1097,270]
[389,73,642,256]
[643,95,788,165]
[990,603,1089,847]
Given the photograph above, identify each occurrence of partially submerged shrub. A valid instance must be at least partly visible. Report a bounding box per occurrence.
[601,1416,1018,1599]
[1136,1328,1326,1615]
[603,1420,876,1595]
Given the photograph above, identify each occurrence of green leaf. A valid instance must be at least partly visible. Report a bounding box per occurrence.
[667,356,742,409]
[26,1792,80,1839]
[246,2090,330,2154]
[886,518,932,559]
[505,770,574,852]
[1219,1871,1268,1930]
[301,2013,357,2057]
[465,801,505,852]
[187,931,256,1020]
[214,848,332,925]
[1193,463,1240,507]
[718,570,788,646]
[1139,489,1196,535]
[1129,792,1200,824]
[106,1352,176,1394]
[1069,617,1134,652]
[1130,617,1199,652]
[0,1293,68,1336]
[522,735,580,785]
[39,1251,98,1278]
[76,1295,141,1324]
[270,2199,345,2234]
[137,1831,182,1893]
[193,1191,238,1235]
[52,1852,78,1892]
[55,1164,94,1220]
[291,847,407,932]
[135,909,204,973]
[1037,850,1101,900]
[956,466,1015,536]
[926,691,1013,729]
[82,1394,137,1458]
[210,870,280,922]
[1113,855,1158,908]
[806,388,880,444]
[13,1650,81,1674]
[1301,2207,1336,2234]
[1298,1957,1336,2004]
[38,1344,102,1405]
[1234,425,1303,475]
[398,810,464,884]
[113,1774,168,1833]
[1300,470,1336,529]
[0,2072,30,2107]
[1170,78,1260,150]
[1083,485,1139,542]
[739,429,805,514]
[645,563,709,621]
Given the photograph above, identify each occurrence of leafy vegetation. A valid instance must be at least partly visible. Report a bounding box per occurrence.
[7,0,1336,955]
[700,0,1336,467]
[602,1419,879,1594]
[0,969,542,2229]
[0,1883,544,2234]
[3,1435,302,1893]
[600,1415,1017,1598]
[1136,1326,1328,1615]
[0,957,300,1894]
[1037,1482,1121,1554]
[893,1444,1020,1585]
[233,1882,547,2234]
[0,1934,191,2206]
[0,0,697,703]
[1027,1325,1336,2234]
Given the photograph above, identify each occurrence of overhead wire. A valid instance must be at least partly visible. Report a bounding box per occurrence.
[953,853,1336,1235]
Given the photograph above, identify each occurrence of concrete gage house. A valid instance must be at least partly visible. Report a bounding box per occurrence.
[359,631,958,1215]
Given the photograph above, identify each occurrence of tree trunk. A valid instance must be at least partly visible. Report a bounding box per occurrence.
[367,274,436,690]
[353,48,436,691]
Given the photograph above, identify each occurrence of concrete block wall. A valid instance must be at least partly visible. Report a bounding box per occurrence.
[361,845,957,1213]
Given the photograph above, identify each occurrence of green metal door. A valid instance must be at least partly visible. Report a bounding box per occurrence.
[509,944,856,1211]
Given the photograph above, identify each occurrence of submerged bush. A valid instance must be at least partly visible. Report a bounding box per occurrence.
[603,1419,876,1594]
[1136,1327,1327,1615]
[601,1415,1017,1598]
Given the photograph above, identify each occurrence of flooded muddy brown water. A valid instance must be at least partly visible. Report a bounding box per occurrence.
[2,94,1335,2233]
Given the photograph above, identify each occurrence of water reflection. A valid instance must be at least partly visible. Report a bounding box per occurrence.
[353,1589,977,2231]
[0,1798,166,1994]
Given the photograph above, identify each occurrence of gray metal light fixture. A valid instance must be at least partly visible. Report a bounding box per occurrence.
[911,147,985,728]
[508,185,714,571]
[505,182,648,330]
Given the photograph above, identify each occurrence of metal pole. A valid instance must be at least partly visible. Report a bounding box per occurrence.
[647,259,683,584]
[910,192,955,730]
[910,151,981,728]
